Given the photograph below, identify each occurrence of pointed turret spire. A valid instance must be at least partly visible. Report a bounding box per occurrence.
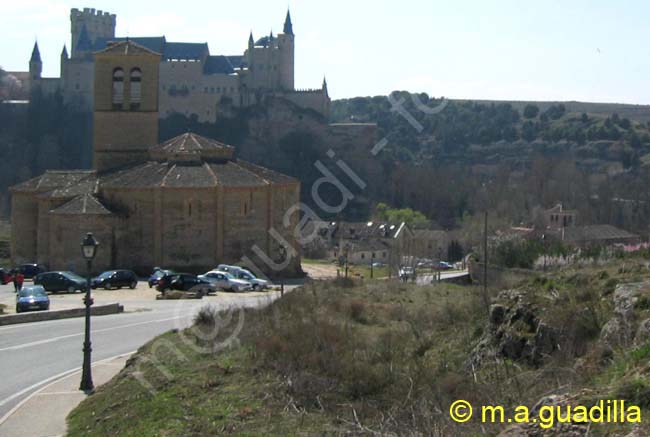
[248,31,254,47]
[30,41,41,62]
[270,29,274,40]
[61,44,69,60]
[284,9,294,35]
[322,76,328,89]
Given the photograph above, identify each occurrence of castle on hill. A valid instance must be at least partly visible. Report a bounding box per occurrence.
[12,7,330,122]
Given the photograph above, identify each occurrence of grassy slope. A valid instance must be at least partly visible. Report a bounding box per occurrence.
[68,259,650,436]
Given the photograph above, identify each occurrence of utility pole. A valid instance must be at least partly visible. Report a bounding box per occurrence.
[482,211,489,316]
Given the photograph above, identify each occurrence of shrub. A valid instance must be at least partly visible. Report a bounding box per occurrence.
[349,300,367,323]
[616,379,650,409]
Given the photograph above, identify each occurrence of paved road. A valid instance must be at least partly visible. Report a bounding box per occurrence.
[416,270,470,285]
[0,282,285,420]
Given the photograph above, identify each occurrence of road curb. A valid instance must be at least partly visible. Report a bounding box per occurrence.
[0,303,124,326]
[0,351,135,427]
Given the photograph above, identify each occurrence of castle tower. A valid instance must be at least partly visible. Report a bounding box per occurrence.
[70,8,116,58]
[93,41,161,172]
[277,9,295,90]
[29,42,42,81]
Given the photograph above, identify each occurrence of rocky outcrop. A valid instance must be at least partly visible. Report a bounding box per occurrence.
[468,290,559,369]
[599,283,650,348]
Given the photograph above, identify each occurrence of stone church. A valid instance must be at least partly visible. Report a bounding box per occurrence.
[10,40,301,276]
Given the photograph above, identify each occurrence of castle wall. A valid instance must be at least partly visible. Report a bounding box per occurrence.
[159,61,241,122]
[282,91,330,118]
[62,59,94,110]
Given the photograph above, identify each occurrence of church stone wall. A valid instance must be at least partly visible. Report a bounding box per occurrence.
[222,188,270,265]
[11,193,39,265]
[159,189,217,271]
[48,214,114,274]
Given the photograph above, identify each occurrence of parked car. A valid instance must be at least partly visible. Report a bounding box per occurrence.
[16,285,50,313]
[91,270,138,290]
[148,269,173,288]
[216,264,239,274]
[198,270,252,292]
[436,261,453,270]
[156,273,216,295]
[15,263,46,280]
[34,271,88,293]
[227,268,269,290]
[0,268,12,285]
[399,266,416,282]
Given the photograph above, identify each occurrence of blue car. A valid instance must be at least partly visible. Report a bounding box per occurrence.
[16,285,50,313]
[148,269,173,288]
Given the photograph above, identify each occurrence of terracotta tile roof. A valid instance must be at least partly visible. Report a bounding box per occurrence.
[162,163,218,188]
[99,162,169,189]
[50,193,112,215]
[562,225,639,243]
[10,170,96,193]
[234,160,298,185]
[413,229,447,239]
[333,221,409,240]
[150,133,234,162]
[97,159,296,189]
[95,40,161,56]
[208,161,268,187]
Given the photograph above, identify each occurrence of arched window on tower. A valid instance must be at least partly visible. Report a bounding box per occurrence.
[112,68,124,110]
[130,68,142,110]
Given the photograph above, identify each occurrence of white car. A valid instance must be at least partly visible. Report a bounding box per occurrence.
[198,270,252,292]
[229,268,269,290]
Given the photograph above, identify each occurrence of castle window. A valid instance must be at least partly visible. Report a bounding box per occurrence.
[112,67,124,109]
[129,68,142,110]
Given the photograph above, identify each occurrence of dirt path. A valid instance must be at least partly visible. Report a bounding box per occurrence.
[302,263,339,280]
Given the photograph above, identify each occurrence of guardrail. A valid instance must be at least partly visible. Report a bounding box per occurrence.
[0,303,124,326]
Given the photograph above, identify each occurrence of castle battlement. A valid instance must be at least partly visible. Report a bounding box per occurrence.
[71,8,116,20]
[293,88,325,93]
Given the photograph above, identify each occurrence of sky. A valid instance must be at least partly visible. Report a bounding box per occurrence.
[2,0,650,104]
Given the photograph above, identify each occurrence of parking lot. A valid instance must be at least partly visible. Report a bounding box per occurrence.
[0,279,283,315]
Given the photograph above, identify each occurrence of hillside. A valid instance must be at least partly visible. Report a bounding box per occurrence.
[68,258,650,435]
[460,100,650,124]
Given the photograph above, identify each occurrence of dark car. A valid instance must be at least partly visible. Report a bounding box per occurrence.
[15,264,46,280]
[148,269,173,288]
[91,270,138,290]
[0,268,12,285]
[34,271,88,293]
[16,285,50,313]
[156,273,215,295]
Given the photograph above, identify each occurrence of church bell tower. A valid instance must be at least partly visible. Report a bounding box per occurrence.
[93,41,161,172]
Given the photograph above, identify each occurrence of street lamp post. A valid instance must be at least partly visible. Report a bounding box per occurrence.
[279,245,286,296]
[80,232,99,392]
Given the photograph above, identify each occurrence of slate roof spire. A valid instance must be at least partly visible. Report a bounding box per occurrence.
[30,41,41,62]
[61,44,69,60]
[283,9,293,35]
